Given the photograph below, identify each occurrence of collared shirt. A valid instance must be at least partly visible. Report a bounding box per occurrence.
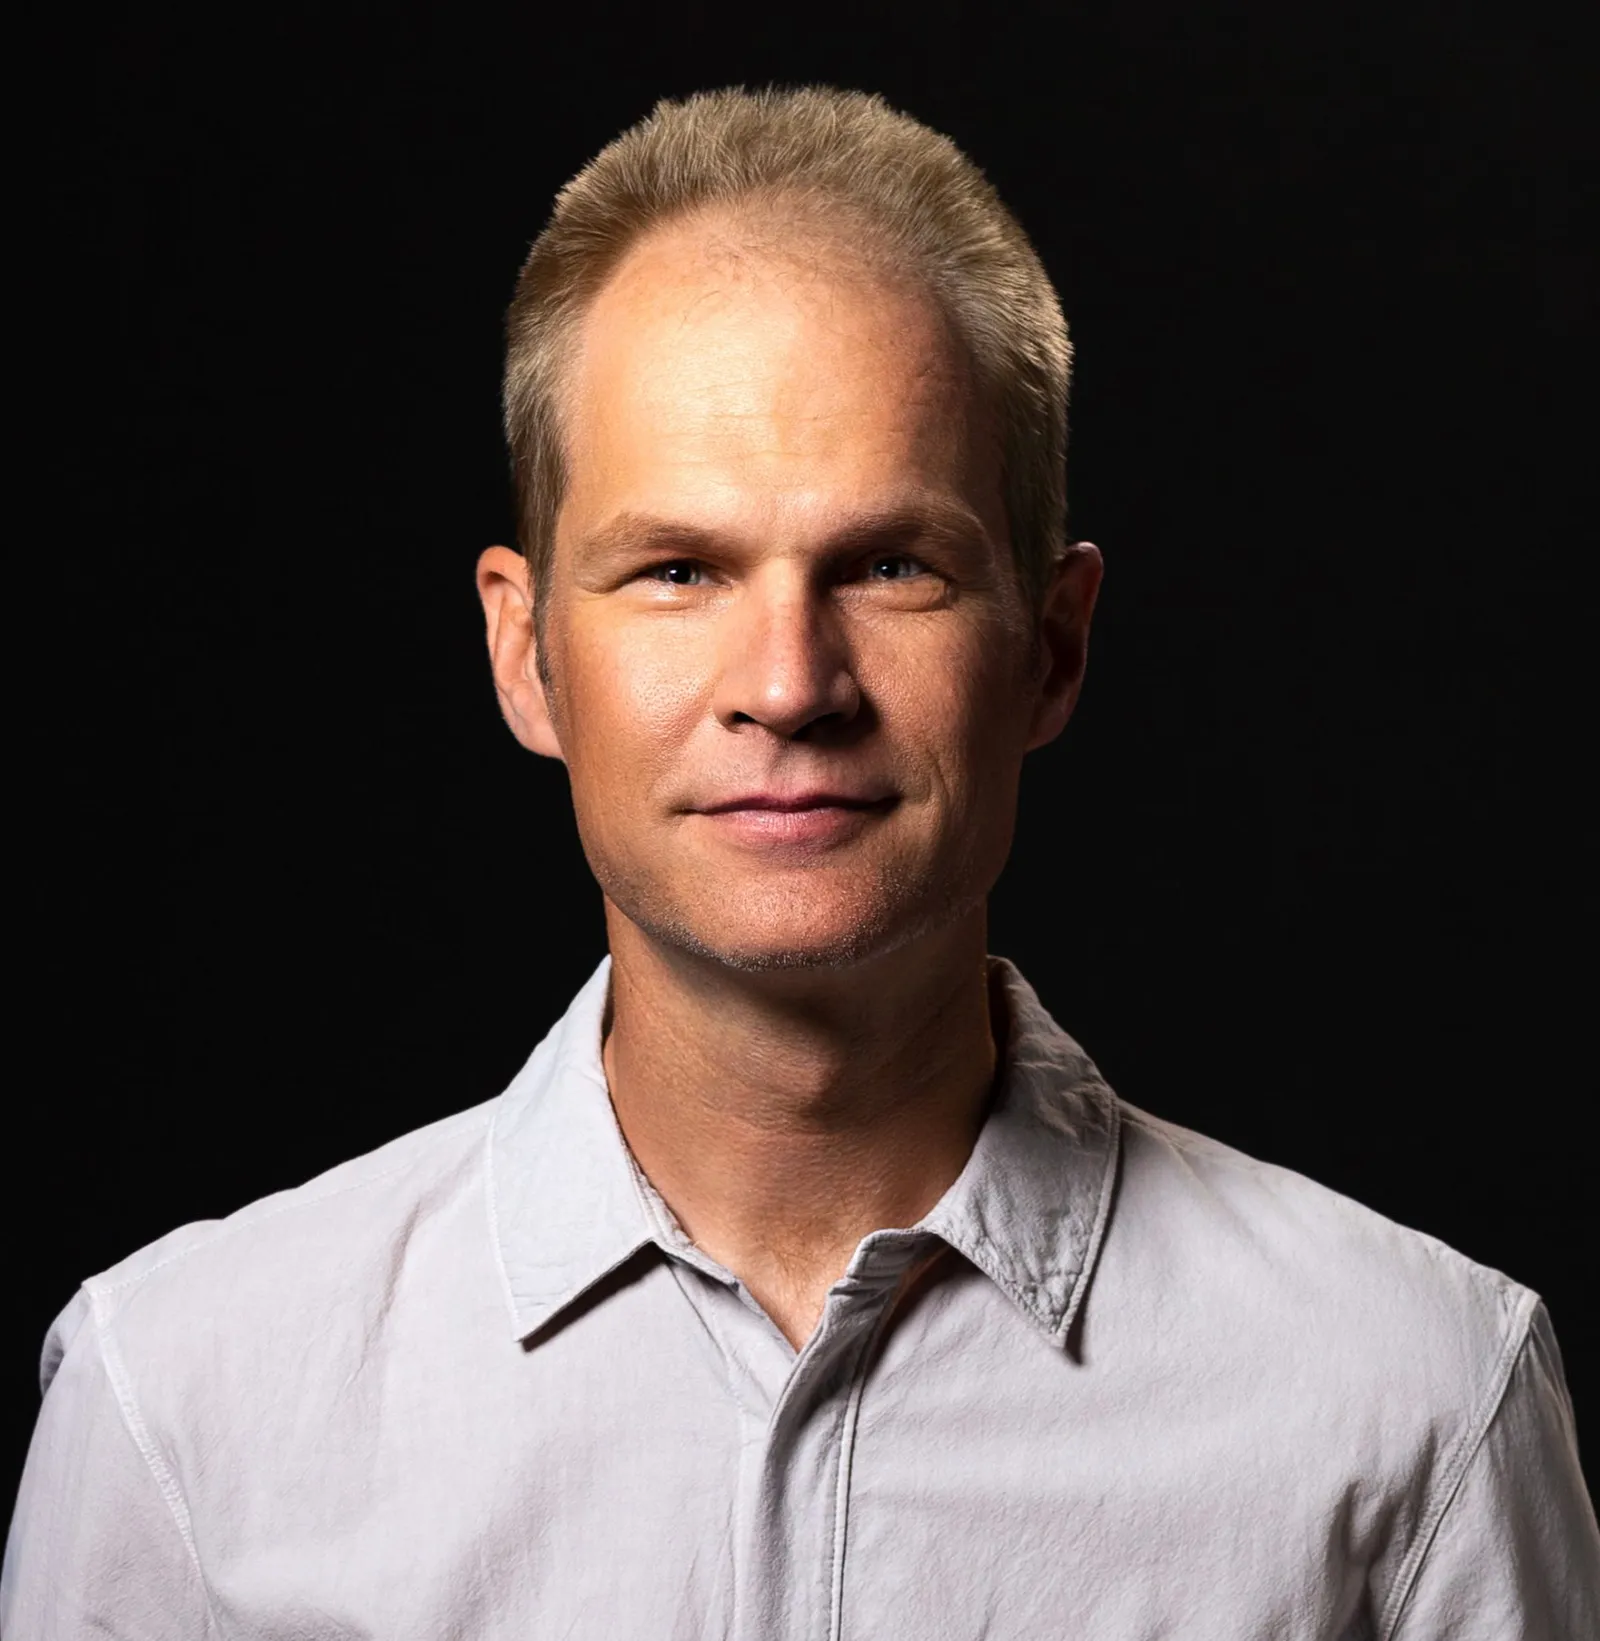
[4,957,1597,1639]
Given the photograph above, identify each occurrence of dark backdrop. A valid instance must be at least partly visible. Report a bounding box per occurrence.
[14,2,1593,1507]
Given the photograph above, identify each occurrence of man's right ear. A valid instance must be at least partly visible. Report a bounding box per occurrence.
[475,546,565,761]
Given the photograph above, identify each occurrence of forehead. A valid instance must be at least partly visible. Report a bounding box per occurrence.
[556,210,1000,546]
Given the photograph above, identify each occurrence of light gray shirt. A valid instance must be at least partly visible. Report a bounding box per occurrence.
[5,957,1597,1639]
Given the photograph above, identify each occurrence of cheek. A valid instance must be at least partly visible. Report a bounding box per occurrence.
[560,618,710,792]
[865,621,1029,798]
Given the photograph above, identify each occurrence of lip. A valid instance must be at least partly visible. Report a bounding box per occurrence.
[697,791,894,814]
[690,791,896,848]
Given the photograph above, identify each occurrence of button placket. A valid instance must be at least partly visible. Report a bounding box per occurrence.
[727,1236,928,1641]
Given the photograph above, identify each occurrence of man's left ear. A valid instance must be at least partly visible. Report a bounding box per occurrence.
[1024,540,1103,752]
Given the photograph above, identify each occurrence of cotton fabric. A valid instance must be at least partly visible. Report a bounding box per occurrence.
[5,956,1597,1638]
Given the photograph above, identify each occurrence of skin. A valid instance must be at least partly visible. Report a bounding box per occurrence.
[478,209,1101,1350]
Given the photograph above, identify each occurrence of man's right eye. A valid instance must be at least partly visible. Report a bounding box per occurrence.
[643,561,703,586]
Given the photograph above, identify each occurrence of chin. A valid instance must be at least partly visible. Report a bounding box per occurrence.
[677,926,899,973]
[612,875,978,974]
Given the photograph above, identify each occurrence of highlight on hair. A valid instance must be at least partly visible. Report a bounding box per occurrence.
[503,85,1072,619]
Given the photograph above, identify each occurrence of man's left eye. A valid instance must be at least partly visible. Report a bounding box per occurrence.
[867,555,927,580]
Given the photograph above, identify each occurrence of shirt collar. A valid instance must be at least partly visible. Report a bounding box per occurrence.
[488,955,1121,1349]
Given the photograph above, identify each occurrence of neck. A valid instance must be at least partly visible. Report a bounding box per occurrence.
[599,904,999,1347]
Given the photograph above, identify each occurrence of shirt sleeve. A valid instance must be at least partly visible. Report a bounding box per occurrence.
[1386,1300,1600,1641]
[1,1290,222,1641]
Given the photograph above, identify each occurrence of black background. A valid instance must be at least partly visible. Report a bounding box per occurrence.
[14,1,1593,1510]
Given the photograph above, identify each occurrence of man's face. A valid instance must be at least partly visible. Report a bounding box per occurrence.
[484,213,1096,971]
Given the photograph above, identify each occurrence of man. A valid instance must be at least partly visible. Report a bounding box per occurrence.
[4,85,1596,1639]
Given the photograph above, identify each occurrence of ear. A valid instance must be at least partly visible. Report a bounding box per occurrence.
[1024,540,1103,752]
[476,546,565,761]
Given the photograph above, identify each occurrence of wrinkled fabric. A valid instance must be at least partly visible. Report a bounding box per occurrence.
[5,956,1597,1639]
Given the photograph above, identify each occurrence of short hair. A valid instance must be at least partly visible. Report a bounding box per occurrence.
[503,85,1072,627]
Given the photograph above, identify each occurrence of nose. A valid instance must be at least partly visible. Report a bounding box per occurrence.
[710,566,862,740]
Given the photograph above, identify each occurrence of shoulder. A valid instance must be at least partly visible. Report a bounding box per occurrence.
[53,1099,501,1396]
[1109,1099,1537,1411]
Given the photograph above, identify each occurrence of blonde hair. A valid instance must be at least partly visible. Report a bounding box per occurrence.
[503,86,1072,615]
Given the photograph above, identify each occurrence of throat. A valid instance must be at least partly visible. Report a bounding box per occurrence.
[598,911,1004,1346]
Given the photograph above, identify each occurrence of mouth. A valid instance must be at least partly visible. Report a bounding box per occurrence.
[697,791,895,815]
[690,791,897,848]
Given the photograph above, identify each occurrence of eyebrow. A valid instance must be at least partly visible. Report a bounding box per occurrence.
[573,499,993,570]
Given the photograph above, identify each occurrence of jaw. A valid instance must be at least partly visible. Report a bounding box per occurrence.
[597,818,1001,977]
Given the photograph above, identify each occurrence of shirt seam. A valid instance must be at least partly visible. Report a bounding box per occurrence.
[1056,1091,1122,1342]
[1375,1281,1540,1641]
[87,1292,228,1639]
[485,1091,527,1335]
